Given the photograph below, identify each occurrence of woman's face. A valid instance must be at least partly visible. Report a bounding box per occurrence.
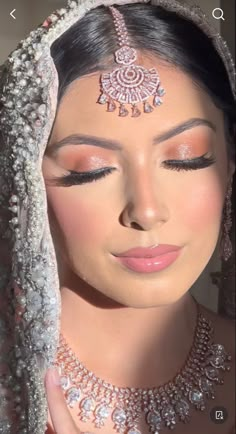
[42,55,235,308]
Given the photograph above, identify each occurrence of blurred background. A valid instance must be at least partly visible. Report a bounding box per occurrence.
[0,0,235,314]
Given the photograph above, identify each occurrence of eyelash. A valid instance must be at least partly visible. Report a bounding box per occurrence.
[50,154,216,186]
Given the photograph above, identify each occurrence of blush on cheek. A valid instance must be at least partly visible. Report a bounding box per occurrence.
[178,181,224,232]
[47,189,104,246]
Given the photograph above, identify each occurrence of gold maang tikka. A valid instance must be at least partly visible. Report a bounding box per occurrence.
[97,6,165,117]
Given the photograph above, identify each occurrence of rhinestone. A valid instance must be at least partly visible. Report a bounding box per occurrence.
[146,409,161,425]
[95,404,110,419]
[199,377,213,392]
[59,376,70,390]
[157,87,165,96]
[143,101,153,113]
[97,94,107,104]
[211,344,226,354]
[161,404,175,420]
[175,399,190,415]
[205,366,219,380]
[66,387,81,406]
[189,389,204,403]
[131,105,141,117]
[208,354,225,368]
[80,397,95,412]
[107,101,116,112]
[19,79,27,87]
[153,95,162,106]
[119,105,129,117]
[112,407,127,423]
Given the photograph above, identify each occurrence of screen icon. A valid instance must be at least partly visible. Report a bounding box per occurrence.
[10,9,16,20]
[215,410,224,420]
[212,8,225,20]
[210,406,228,424]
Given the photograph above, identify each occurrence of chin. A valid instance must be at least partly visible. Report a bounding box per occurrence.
[105,286,186,309]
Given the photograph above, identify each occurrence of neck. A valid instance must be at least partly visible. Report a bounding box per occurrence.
[60,281,198,388]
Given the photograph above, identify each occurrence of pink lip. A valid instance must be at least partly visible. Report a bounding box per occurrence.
[113,245,182,273]
[115,244,181,258]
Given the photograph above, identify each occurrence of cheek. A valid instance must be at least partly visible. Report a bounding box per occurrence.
[46,189,107,247]
[177,175,224,232]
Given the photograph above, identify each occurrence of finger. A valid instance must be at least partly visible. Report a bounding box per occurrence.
[45,367,81,434]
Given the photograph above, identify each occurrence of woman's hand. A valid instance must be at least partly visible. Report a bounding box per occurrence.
[45,367,82,434]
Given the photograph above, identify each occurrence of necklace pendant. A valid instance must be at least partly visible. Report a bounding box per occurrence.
[112,407,127,432]
[198,377,215,399]
[161,404,176,428]
[146,409,162,432]
[79,397,96,421]
[94,403,111,427]
[65,386,81,407]
[204,366,219,381]
[174,398,190,422]
[188,389,205,410]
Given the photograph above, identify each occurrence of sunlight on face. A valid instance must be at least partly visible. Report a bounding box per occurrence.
[42,55,232,308]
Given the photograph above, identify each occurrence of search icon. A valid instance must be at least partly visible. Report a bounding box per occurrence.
[212,8,225,20]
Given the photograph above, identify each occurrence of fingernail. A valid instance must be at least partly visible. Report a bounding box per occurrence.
[47,367,61,386]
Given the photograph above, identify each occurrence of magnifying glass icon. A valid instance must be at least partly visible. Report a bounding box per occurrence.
[212,8,225,20]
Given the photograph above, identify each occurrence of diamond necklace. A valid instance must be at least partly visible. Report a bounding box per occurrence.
[54,303,232,434]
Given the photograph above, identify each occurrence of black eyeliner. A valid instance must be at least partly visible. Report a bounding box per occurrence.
[162,154,216,171]
[49,167,116,186]
[48,154,216,187]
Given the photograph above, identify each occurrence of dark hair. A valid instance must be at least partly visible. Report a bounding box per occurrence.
[50,2,235,159]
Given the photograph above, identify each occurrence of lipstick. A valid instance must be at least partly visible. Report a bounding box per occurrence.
[113,245,182,273]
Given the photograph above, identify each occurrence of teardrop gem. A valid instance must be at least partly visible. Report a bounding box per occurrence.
[119,105,129,117]
[153,95,162,106]
[157,87,165,97]
[107,101,116,112]
[131,105,141,117]
[189,388,204,404]
[97,94,107,104]
[143,102,153,113]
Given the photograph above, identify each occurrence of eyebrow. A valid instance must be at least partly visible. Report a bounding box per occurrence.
[48,117,216,155]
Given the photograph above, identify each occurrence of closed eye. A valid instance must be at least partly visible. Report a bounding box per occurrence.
[47,167,116,186]
[47,153,216,187]
[162,154,216,171]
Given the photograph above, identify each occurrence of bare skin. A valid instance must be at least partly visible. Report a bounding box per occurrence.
[42,53,235,434]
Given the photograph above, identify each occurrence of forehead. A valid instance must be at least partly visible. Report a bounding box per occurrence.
[50,55,224,143]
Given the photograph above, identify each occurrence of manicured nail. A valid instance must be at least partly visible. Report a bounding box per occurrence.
[47,367,61,386]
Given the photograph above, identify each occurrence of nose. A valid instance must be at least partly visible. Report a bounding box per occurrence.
[120,168,169,231]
